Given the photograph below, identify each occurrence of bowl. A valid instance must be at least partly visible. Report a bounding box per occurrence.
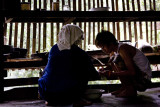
[89,7,110,11]
[3,45,13,54]
[84,89,105,100]
[31,52,49,60]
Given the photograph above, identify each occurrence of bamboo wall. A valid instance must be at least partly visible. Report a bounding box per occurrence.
[4,0,160,56]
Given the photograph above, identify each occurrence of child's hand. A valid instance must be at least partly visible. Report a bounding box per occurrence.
[98,68,112,77]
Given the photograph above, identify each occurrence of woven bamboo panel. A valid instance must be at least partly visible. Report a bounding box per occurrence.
[4,0,160,56]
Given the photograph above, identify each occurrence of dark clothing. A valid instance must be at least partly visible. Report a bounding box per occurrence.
[38,44,99,104]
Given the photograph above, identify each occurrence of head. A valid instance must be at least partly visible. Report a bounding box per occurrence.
[95,30,118,54]
[57,24,84,51]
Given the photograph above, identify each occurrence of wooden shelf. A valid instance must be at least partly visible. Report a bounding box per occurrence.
[88,50,160,65]
[4,58,46,70]
[2,11,160,23]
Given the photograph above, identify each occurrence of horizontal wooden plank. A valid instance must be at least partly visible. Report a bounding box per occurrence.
[88,51,160,65]
[96,71,160,80]
[146,54,160,64]
[4,82,160,101]
[87,50,106,56]
[4,59,46,69]
[3,71,160,87]
[2,11,160,22]
[6,58,43,62]
[8,17,156,23]
[4,77,39,87]
[4,51,160,70]
[152,71,160,78]
[4,87,38,100]
[88,82,160,93]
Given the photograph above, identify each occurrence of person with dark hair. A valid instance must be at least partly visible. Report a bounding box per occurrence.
[38,24,100,106]
[95,30,152,97]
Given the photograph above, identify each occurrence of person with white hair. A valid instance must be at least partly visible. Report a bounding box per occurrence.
[38,24,100,106]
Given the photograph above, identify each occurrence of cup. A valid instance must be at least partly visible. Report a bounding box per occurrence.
[63,5,70,11]
[52,2,59,11]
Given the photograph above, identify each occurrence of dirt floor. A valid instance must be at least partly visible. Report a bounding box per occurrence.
[0,87,160,107]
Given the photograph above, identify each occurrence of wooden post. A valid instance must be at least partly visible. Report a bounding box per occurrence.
[20,0,25,48]
[26,23,31,57]
[122,0,126,40]
[111,0,115,35]
[153,0,157,45]
[97,0,100,33]
[132,0,138,44]
[126,0,132,42]
[9,23,12,45]
[144,0,149,43]
[43,0,47,51]
[32,0,38,53]
[149,0,153,45]
[14,23,18,47]
[93,0,95,44]
[83,0,86,50]
[38,0,42,52]
[26,0,31,56]
[20,23,24,48]
[50,0,54,47]
[116,0,120,41]
[101,0,104,30]
[78,0,82,48]
[137,0,143,40]
[0,16,5,102]
[88,0,91,45]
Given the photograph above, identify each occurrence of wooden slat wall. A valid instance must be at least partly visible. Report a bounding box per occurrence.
[3,1,160,100]
[4,0,160,56]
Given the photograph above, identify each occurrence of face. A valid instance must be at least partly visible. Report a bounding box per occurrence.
[100,45,113,54]
[74,35,83,45]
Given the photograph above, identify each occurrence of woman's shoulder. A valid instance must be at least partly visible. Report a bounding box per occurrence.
[51,44,58,50]
[72,45,86,52]
[71,45,88,56]
[49,44,60,56]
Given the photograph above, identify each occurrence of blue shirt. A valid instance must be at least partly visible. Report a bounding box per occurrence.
[38,44,99,99]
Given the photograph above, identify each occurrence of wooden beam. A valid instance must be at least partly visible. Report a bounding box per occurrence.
[0,16,5,102]
[4,87,38,100]
[4,58,46,69]
[88,82,160,93]
[4,77,39,87]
